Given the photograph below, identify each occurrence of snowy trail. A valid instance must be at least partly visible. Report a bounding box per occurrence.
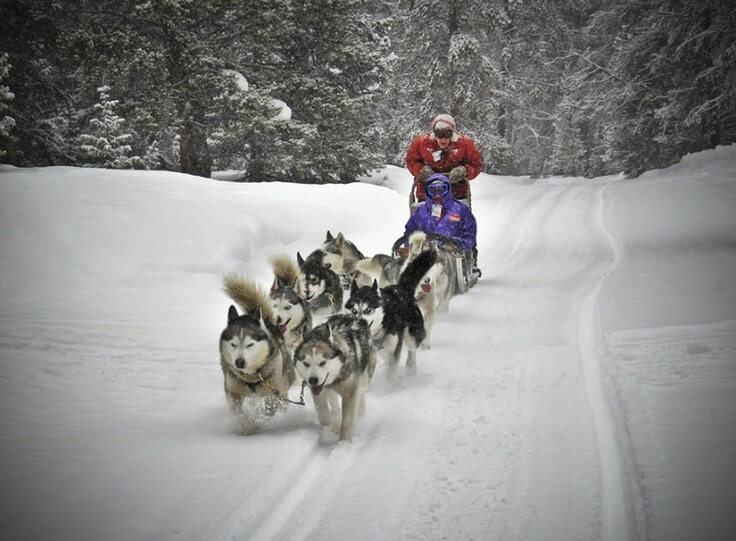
[205,179,633,541]
[477,181,630,539]
[8,154,736,541]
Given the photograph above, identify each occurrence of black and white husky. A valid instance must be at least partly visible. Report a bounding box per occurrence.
[345,249,437,380]
[269,254,312,352]
[220,274,296,433]
[293,314,376,441]
[297,250,343,318]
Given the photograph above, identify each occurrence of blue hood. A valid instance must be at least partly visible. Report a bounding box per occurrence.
[425,173,452,203]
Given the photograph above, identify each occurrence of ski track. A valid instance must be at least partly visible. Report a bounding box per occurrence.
[484,181,636,538]
[576,184,632,539]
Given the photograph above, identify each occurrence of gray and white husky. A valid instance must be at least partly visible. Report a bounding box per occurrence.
[319,230,372,292]
[320,230,365,278]
[293,314,376,441]
[297,250,343,318]
[220,274,296,433]
[345,249,437,380]
[269,254,312,352]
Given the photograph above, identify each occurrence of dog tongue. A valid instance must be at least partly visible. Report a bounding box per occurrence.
[279,324,288,334]
[311,384,324,396]
[421,283,431,293]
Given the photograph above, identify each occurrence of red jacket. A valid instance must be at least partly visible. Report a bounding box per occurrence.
[406,131,483,200]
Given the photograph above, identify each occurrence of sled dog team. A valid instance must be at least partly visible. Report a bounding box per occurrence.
[219,230,465,441]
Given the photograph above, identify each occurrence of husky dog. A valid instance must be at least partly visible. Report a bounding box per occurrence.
[355,250,438,349]
[406,231,457,313]
[297,250,343,318]
[293,314,376,441]
[320,230,373,300]
[320,230,365,279]
[220,275,296,433]
[346,249,437,379]
[269,254,312,352]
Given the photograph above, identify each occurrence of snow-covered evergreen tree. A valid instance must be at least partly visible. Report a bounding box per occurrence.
[0,53,15,159]
[76,86,142,169]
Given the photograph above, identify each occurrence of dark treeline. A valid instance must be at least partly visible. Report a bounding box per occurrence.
[1,0,734,180]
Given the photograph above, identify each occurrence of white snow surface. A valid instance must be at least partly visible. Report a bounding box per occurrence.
[1,147,735,541]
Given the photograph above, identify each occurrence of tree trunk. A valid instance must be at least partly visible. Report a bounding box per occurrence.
[178,94,211,178]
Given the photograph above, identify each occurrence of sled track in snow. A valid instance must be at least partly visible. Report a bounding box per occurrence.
[578,185,645,540]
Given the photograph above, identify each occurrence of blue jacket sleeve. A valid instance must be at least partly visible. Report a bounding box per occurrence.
[459,207,477,252]
[403,209,423,239]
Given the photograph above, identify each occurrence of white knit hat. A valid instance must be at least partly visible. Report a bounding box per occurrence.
[432,113,456,131]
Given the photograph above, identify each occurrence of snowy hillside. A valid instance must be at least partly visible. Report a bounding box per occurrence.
[1,146,735,541]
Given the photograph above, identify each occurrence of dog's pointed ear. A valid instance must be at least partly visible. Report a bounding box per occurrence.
[371,279,378,292]
[228,305,239,322]
[325,230,334,241]
[336,232,345,246]
[270,276,280,292]
[297,252,305,266]
[252,307,267,329]
[350,278,359,296]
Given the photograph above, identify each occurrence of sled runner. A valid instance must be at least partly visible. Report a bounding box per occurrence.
[391,232,477,293]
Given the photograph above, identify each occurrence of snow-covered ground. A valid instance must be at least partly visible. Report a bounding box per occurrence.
[1,146,735,541]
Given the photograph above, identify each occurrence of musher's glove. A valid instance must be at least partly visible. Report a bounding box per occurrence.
[448,165,467,184]
[417,165,434,183]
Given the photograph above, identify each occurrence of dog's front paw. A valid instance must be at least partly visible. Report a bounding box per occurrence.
[236,415,257,435]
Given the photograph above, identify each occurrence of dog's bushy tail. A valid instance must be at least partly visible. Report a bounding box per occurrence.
[269,254,299,288]
[223,273,277,323]
[398,249,437,296]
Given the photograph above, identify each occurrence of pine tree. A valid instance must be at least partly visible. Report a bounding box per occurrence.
[0,52,15,158]
[583,0,736,175]
[76,86,142,169]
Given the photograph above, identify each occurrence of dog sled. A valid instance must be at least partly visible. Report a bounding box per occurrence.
[391,232,477,293]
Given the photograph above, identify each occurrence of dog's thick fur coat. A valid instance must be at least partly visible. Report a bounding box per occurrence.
[297,250,343,318]
[221,274,296,433]
[269,254,312,352]
[346,249,437,379]
[293,314,376,441]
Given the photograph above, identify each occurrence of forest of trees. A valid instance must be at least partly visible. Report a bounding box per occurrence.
[1,0,734,181]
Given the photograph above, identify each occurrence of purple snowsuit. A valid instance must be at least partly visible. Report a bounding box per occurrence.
[403,174,477,252]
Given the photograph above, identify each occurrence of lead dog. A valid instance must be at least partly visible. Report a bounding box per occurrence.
[293,314,376,441]
[221,274,296,433]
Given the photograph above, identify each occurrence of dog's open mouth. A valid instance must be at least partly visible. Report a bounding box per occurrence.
[278,319,290,334]
[421,283,431,293]
[310,376,328,396]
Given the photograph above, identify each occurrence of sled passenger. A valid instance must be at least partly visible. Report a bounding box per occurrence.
[403,173,481,279]
[406,113,482,203]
